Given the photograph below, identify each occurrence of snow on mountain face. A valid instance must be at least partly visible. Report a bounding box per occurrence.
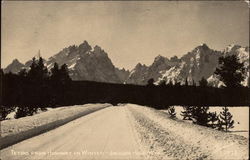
[207,74,225,88]
[127,44,249,87]
[46,41,91,71]
[45,41,126,83]
[68,46,121,83]
[148,55,179,80]
[159,44,222,85]
[125,55,180,85]
[127,44,222,85]
[3,41,128,83]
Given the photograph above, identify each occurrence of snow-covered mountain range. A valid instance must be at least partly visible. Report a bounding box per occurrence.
[127,43,249,87]
[3,41,249,87]
[3,41,129,83]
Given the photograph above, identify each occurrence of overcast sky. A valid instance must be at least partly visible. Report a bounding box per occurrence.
[1,1,249,70]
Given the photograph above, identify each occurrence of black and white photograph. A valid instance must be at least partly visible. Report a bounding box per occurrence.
[0,1,249,159]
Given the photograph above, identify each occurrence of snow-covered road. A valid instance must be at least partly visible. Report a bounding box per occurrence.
[0,106,144,160]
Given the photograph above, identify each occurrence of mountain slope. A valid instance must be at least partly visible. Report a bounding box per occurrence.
[3,41,128,83]
[127,44,249,87]
[45,41,126,83]
[158,44,222,85]
[125,55,181,85]
[3,59,25,74]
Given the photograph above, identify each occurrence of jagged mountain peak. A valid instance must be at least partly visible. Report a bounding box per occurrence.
[12,58,21,64]
[153,55,169,64]
[53,40,92,58]
[170,56,180,62]
[43,41,125,83]
[154,54,165,60]
[192,43,211,53]
[78,40,92,51]
[92,45,108,56]
[181,43,218,63]
[135,63,147,69]
[200,43,209,48]
[94,45,102,51]
[119,67,128,72]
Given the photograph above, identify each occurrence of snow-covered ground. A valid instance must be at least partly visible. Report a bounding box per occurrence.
[127,104,249,159]
[1,104,110,149]
[5,107,60,120]
[1,104,248,160]
[170,106,249,137]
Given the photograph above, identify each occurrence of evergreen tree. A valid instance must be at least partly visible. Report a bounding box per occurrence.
[215,55,245,88]
[50,63,60,82]
[168,106,176,119]
[18,69,27,77]
[181,106,193,120]
[185,78,188,86]
[27,57,48,82]
[27,57,38,81]
[208,111,219,128]
[147,78,154,86]
[49,63,71,106]
[24,57,49,113]
[37,57,48,80]
[166,80,173,87]
[191,106,211,126]
[15,106,38,119]
[0,106,15,120]
[0,69,4,78]
[192,80,196,86]
[159,80,166,87]
[199,77,208,87]
[218,107,234,132]
[175,81,181,86]
[59,64,71,85]
[217,119,224,131]
[50,63,71,84]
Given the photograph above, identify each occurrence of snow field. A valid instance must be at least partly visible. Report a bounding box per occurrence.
[172,106,249,137]
[0,104,110,149]
[127,104,248,159]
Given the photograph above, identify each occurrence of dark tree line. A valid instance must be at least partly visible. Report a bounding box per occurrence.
[46,80,247,108]
[1,57,71,119]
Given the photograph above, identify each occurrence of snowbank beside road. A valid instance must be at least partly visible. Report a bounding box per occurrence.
[127,104,248,159]
[0,104,110,149]
[169,106,249,137]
